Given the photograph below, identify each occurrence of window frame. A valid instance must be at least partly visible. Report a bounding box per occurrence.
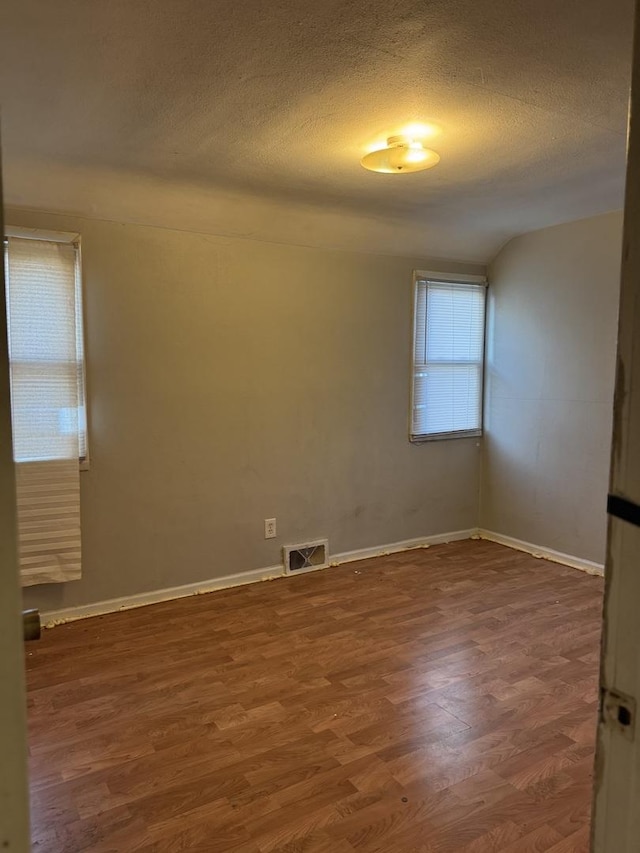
[409,270,488,443]
[4,226,90,470]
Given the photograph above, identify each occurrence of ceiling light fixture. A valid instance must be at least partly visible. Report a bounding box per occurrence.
[360,135,440,174]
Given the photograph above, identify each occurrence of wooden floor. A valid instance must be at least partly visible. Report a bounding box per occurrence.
[26,540,603,853]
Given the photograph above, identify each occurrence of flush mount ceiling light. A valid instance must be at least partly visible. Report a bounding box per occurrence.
[360,135,440,174]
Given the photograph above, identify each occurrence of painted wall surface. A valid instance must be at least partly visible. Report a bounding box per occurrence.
[6,209,484,612]
[481,211,623,565]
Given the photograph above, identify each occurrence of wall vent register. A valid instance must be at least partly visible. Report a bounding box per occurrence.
[283,539,328,575]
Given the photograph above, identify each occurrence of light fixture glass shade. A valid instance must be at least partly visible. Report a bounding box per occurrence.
[361,135,440,173]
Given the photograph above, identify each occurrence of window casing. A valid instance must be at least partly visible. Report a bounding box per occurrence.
[3,230,88,465]
[410,273,487,441]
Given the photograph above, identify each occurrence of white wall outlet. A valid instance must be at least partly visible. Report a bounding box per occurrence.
[264,518,277,539]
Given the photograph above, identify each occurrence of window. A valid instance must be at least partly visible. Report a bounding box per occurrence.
[411,273,487,441]
[4,229,86,586]
[4,231,87,464]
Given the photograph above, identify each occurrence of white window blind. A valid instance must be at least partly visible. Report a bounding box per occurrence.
[411,278,486,440]
[4,237,86,462]
[4,234,86,585]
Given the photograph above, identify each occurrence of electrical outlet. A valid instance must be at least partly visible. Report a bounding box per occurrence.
[264,518,277,539]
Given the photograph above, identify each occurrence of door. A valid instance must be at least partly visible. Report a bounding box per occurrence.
[0,151,31,848]
[592,5,640,850]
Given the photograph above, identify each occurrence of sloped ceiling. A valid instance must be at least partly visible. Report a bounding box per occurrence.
[0,0,634,262]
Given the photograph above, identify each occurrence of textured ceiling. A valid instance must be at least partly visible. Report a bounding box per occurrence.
[0,0,635,261]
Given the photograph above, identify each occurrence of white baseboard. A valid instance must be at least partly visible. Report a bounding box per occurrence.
[42,526,601,628]
[477,529,604,577]
[41,527,476,627]
[330,528,477,566]
[42,564,284,627]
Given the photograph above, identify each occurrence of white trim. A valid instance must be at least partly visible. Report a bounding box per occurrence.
[5,232,89,469]
[40,528,476,627]
[42,564,285,627]
[5,226,80,244]
[477,529,604,576]
[410,429,482,443]
[330,528,477,566]
[41,527,602,627]
[409,277,487,443]
[414,269,487,285]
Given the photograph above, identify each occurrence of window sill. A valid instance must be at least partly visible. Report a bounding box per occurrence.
[410,429,482,443]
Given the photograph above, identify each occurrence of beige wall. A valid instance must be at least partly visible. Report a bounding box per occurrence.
[481,211,623,565]
[7,208,484,613]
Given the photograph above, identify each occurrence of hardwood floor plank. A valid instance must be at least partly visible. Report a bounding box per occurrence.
[25,541,602,851]
[497,824,564,852]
